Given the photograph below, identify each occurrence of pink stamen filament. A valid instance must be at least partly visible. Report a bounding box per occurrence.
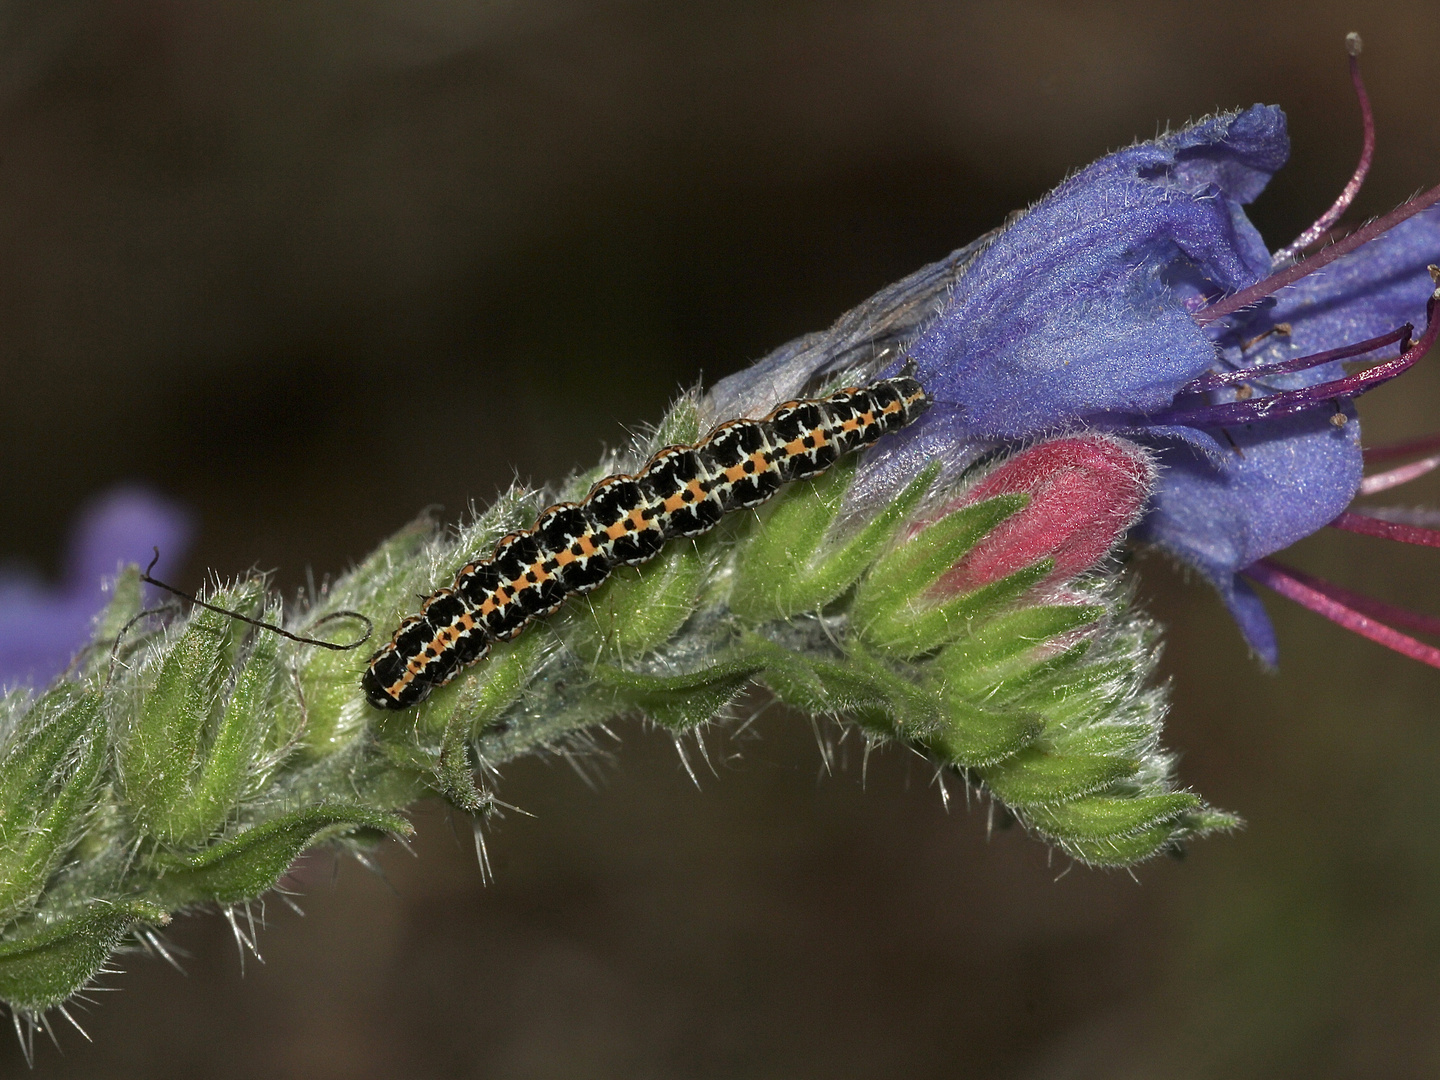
[1244,558,1440,668]
[1363,431,1440,464]
[1181,326,1408,393]
[1271,34,1375,266]
[1195,185,1440,327]
[1151,289,1440,429]
[1330,509,1440,548]
[1358,455,1440,495]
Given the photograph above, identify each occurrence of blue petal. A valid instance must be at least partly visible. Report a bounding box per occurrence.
[704,107,1289,442]
[1140,409,1360,577]
[1217,574,1280,668]
[1162,104,1292,204]
[840,107,1288,511]
[898,106,1285,445]
[1135,405,1361,658]
[65,487,191,591]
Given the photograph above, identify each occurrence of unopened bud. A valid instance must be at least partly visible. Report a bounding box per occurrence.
[936,434,1153,596]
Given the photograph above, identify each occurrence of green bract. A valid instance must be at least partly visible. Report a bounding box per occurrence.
[0,389,1233,1030]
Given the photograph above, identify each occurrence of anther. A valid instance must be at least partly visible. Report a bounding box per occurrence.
[1241,323,1292,351]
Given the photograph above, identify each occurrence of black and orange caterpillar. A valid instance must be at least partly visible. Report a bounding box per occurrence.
[362,375,930,710]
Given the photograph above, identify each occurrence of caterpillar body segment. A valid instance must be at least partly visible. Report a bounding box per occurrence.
[362,375,931,710]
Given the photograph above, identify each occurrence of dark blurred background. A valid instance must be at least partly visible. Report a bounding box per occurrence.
[2,1,1439,1076]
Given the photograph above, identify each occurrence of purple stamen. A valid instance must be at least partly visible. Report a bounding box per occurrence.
[1359,455,1440,495]
[1150,286,1440,429]
[1363,431,1440,464]
[1244,558,1440,669]
[1330,509,1440,548]
[1271,33,1375,266]
[1181,326,1409,393]
[1195,186,1440,327]
[1272,563,1440,638]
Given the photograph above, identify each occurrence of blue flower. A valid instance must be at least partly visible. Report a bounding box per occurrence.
[704,100,1440,665]
[0,487,192,689]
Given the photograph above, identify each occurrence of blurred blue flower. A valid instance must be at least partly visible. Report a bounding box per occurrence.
[704,102,1440,665]
[0,487,192,689]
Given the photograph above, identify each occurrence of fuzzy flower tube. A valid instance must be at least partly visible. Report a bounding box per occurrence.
[3,44,1440,1043]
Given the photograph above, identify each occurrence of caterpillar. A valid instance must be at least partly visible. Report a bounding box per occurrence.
[361,375,931,710]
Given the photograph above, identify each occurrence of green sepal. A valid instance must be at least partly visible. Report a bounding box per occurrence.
[0,691,106,922]
[1054,806,1241,866]
[565,544,704,664]
[400,631,549,742]
[150,803,413,906]
[1051,721,1155,757]
[1058,821,1186,866]
[1018,661,1139,728]
[592,659,763,731]
[435,741,489,815]
[0,899,170,1013]
[838,647,945,731]
[412,634,548,812]
[740,635,937,735]
[164,618,281,847]
[1183,807,1244,834]
[850,493,1028,641]
[770,658,909,733]
[858,559,1054,658]
[298,517,435,755]
[981,748,1140,808]
[950,641,1093,708]
[651,395,704,448]
[120,583,263,843]
[924,695,1044,768]
[933,602,1106,695]
[87,565,145,674]
[1024,791,1202,843]
[743,638,862,715]
[730,459,940,622]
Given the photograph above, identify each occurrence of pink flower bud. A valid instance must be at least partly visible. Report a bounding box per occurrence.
[936,435,1154,595]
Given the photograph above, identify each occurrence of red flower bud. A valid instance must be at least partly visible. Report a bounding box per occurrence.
[936,435,1153,595]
